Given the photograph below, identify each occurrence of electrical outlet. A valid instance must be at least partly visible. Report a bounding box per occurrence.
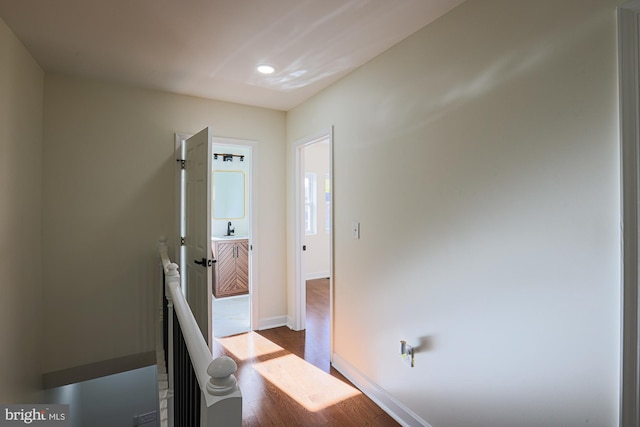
[401,344,414,367]
[133,410,157,426]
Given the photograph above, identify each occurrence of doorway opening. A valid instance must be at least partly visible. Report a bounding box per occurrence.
[175,132,259,341]
[211,140,252,338]
[293,128,333,357]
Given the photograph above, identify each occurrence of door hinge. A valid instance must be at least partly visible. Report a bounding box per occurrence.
[180,236,185,246]
[176,159,185,170]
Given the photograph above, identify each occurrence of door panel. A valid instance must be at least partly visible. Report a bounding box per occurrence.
[212,239,249,298]
[216,241,237,295]
[183,127,213,346]
[235,241,249,288]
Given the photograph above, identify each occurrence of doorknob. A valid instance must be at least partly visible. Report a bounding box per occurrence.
[194,258,215,267]
[302,245,306,251]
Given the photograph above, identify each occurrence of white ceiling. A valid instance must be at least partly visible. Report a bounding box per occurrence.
[0,0,465,111]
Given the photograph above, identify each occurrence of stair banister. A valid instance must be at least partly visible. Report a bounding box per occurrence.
[158,237,242,426]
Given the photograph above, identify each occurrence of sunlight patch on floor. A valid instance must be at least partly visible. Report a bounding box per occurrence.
[253,353,361,412]
[216,331,284,359]
[216,332,362,412]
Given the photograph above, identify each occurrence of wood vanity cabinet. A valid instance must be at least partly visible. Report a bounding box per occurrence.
[212,238,249,298]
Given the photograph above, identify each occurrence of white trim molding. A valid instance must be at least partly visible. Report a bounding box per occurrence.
[619,2,640,426]
[332,353,431,427]
[258,315,288,331]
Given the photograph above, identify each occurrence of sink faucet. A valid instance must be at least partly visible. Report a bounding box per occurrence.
[226,221,235,236]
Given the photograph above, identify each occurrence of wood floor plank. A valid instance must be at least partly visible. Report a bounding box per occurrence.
[212,278,399,426]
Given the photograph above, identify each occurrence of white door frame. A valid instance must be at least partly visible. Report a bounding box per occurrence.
[175,133,260,332]
[619,2,640,426]
[291,127,334,353]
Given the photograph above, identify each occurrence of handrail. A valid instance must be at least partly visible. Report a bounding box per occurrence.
[159,239,171,271]
[158,236,242,426]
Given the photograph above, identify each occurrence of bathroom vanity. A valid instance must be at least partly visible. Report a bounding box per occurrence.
[211,236,249,298]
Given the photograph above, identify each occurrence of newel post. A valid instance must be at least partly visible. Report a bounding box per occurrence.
[202,356,242,426]
[206,356,238,395]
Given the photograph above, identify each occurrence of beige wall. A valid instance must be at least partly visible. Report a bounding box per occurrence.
[0,17,44,401]
[287,0,622,425]
[42,75,287,374]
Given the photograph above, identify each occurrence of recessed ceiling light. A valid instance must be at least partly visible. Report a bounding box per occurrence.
[257,64,275,74]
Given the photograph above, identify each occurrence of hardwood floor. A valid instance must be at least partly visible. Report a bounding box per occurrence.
[212,278,399,426]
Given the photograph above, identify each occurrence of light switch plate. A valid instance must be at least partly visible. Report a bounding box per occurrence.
[352,222,360,239]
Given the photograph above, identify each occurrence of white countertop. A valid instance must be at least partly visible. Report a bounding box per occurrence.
[211,235,248,241]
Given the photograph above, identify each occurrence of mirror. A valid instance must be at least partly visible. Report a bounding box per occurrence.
[213,171,245,219]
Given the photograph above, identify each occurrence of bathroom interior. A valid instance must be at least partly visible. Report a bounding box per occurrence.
[211,143,251,338]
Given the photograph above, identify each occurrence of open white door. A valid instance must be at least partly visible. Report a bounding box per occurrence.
[619,3,640,425]
[291,138,307,331]
[291,128,333,333]
[183,127,213,347]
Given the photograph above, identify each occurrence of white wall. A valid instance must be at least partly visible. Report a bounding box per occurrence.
[287,0,622,425]
[42,365,158,427]
[303,141,331,279]
[42,74,287,374]
[0,17,44,402]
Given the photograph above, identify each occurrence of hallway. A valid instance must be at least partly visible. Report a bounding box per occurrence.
[212,278,399,426]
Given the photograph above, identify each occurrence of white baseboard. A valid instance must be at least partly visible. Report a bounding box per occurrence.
[331,353,431,427]
[258,315,288,330]
[306,271,330,281]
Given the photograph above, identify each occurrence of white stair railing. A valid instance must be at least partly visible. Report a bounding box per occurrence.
[158,237,242,427]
